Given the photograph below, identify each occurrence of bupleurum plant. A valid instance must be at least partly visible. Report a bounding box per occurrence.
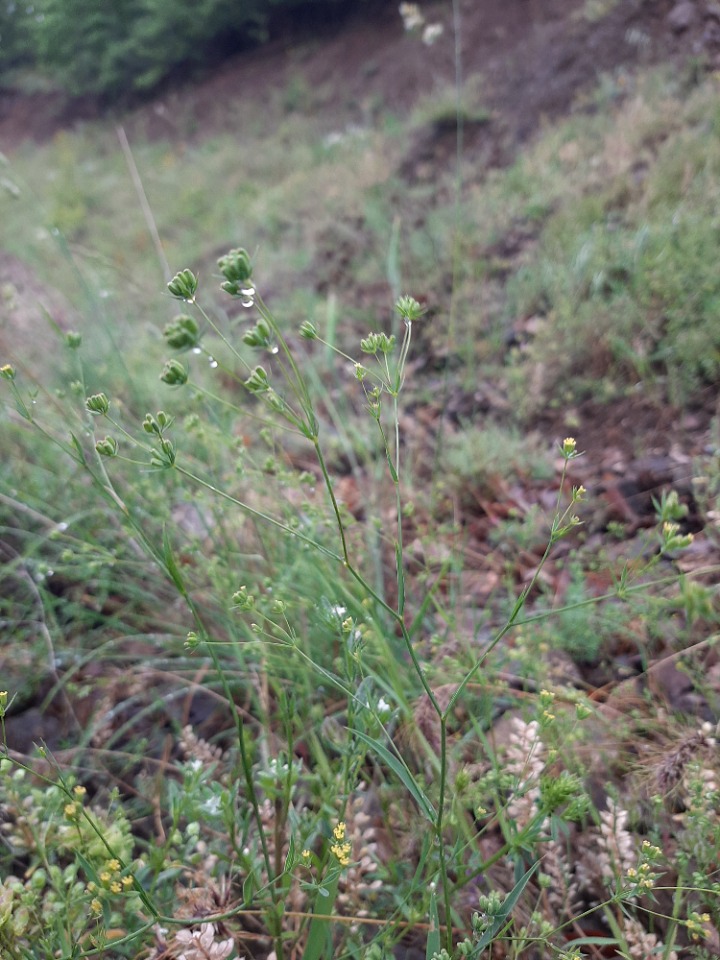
[1,246,713,960]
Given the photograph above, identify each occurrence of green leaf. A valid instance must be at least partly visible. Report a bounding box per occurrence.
[162,526,186,595]
[242,872,256,906]
[471,862,539,956]
[426,890,441,960]
[303,869,340,960]
[352,728,436,823]
[69,433,89,466]
[283,834,296,874]
[386,452,399,483]
[75,851,99,884]
[396,540,405,613]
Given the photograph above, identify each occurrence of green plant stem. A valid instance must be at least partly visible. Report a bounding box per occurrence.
[444,458,575,718]
[173,463,342,561]
[393,391,405,616]
[437,716,453,952]
[195,301,253,372]
[190,380,305,435]
[160,543,285,960]
[256,294,317,434]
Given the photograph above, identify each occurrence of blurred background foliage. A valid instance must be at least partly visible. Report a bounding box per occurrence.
[0,0,385,100]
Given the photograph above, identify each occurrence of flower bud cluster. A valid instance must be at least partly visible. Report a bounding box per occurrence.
[395,295,425,322]
[86,393,110,416]
[360,332,395,355]
[95,436,118,457]
[243,318,274,350]
[231,585,255,610]
[167,268,198,302]
[299,320,317,340]
[142,411,176,467]
[87,856,135,917]
[164,314,200,351]
[217,247,254,301]
[245,366,270,394]
[143,410,174,435]
[330,821,352,867]
[660,521,694,553]
[160,359,188,385]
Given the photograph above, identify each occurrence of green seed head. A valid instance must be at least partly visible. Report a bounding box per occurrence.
[245,366,270,394]
[95,436,118,457]
[217,247,253,285]
[164,314,200,351]
[299,320,317,340]
[85,393,110,416]
[160,359,188,385]
[395,295,425,322]
[167,268,198,302]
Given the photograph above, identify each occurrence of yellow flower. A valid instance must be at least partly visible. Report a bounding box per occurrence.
[331,841,352,866]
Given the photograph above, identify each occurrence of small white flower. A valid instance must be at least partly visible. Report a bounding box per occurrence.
[175,923,235,960]
[422,22,443,45]
[399,2,424,30]
[201,795,222,817]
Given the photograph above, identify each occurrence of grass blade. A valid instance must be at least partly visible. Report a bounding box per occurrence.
[352,727,436,822]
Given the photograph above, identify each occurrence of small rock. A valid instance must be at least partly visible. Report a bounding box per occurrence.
[667,0,698,32]
[706,1,720,23]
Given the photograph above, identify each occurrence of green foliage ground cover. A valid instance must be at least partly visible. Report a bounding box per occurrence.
[1,47,720,960]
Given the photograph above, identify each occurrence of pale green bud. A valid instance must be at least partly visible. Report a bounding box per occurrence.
[85,393,109,415]
[167,268,198,301]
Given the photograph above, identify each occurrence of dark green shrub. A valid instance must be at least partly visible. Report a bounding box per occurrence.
[26,0,384,100]
[0,0,34,73]
[33,0,267,99]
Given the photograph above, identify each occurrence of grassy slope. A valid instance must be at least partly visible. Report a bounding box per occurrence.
[1,35,720,960]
